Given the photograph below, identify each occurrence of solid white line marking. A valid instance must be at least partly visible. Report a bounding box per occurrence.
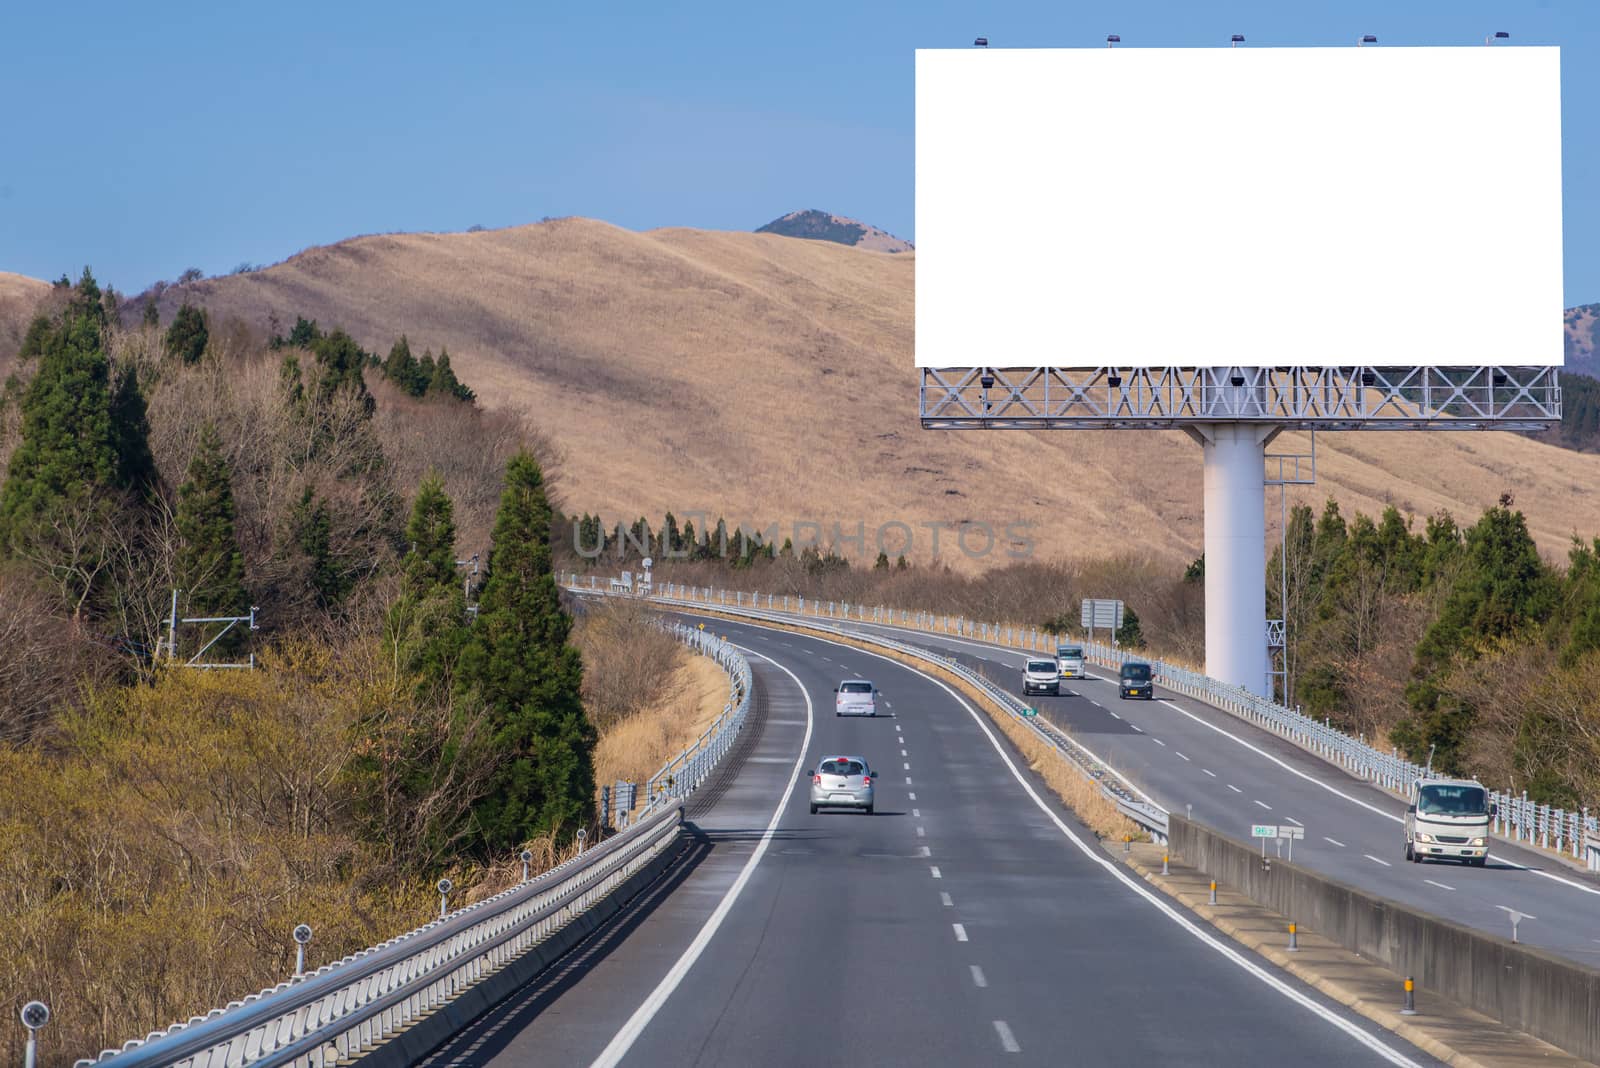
[1284,817,1303,826]
[1202,769,1217,777]
[1175,752,1191,762]
[1226,784,1242,794]
[993,1020,1020,1054]
[953,923,968,942]
[590,648,814,1068]
[941,892,953,906]
[970,965,988,988]
[1253,800,1272,811]
[1324,837,1346,848]
[930,865,942,879]
[1364,854,1392,868]
[1424,879,1456,891]
[1152,738,1167,747]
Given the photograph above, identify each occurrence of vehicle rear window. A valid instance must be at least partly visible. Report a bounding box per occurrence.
[1057,646,1084,658]
[1122,664,1152,680]
[1027,661,1056,672]
[820,759,865,776]
[840,682,873,694]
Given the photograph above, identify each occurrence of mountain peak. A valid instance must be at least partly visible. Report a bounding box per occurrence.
[755,210,912,253]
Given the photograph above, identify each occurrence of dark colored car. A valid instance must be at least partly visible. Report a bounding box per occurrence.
[1119,661,1154,700]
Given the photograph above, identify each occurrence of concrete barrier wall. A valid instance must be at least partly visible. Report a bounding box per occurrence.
[1169,815,1600,1063]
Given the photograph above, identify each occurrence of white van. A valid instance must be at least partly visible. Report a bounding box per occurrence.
[1055,644,1086,680]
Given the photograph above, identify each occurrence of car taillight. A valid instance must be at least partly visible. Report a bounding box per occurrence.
[812,773,821,784]
[862,776,871,786]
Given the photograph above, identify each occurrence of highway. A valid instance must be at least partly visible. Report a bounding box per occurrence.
[419,614,1437,1067]
[807,614,1600,965]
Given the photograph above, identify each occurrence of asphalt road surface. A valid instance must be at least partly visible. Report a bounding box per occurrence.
[418,613,1438,1067]
[810,614,1600,966]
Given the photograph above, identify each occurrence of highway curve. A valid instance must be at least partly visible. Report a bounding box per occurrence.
[417,612,1436,1067]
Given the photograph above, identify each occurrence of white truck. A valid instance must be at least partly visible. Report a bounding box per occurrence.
[1404,777,1495,866]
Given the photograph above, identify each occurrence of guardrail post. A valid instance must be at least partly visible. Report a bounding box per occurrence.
[20,1001,48,1068]
[291,924,312,978]
[1209,879,1217,905]
[1401,977,1417,1016]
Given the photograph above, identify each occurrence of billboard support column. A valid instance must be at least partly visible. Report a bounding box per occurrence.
[1192,422,1275,695]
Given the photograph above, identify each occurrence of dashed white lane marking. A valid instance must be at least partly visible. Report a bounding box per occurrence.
[1425,879,1456,891]
[940,892,953,906]
[1284,817,1303,826]
[1109,711,1122,720]
[913,808,921,817]
[904,762,911,770]
[1130,725,1144,733]
[1090,701,1103,708]
[1152,738,1166,747]
[590,647,813,1068]
[1324,837,1347,848]
[906,776,914,785]
[901,749,908,756]
[919,846,932,857]
[952,923,969,942]
[1226,784,1242,794]
[1202,769,1217,777]
[1253,800,1272,811]
[1364,854,1392,867]
[897,735,904,743]
[1175,752,1191,762]
[917,826,926,837]
[993,1020,1020,1054]
[930,865,942,879]
[970,965,988,988]
[908,792,917,801]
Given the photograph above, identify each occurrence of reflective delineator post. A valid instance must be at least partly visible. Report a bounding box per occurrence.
[292,924,313,979]
[1162,852,1170,875]
[1287,922,1298,952]
[437,878,453,919]
[1209,879,1218,905]
[1401,976,1417,1015]
[576,828,588,854]
[521,849,533,882]
[1124,834,1131,854]
[20,1001,48,1068]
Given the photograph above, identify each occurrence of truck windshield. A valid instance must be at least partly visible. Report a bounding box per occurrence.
[1027,661,1056,673]
[1057,646,1084,658]
[1417,784,1488,816]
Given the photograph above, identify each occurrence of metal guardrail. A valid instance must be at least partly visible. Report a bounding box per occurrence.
[592,577,1597,862]
[79,620,754,1068]
[596,584,1173,842]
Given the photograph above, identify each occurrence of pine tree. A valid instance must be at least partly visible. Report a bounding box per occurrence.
[312,329,375,415]
[1115,607,1145,649]
[292,486,345,609]
[164,302,209,364]
[286,316,321,349]
[388,474,467,691]
[662,512,681,556]
[417,351,437,395]
[682,520,698,557]
[895,554,909,570]
[175,424,248,627]
[142,300,160,328]
[454,451,594,851]
[109,364,157,496]
[873,550,890,570]
[384,337,424,396]
[430,348,475,403]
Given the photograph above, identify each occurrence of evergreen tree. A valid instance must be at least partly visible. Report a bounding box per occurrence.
[311,329,375,415]
[430,349,475,402]
[873,550,890,570]
[1115,606,1145,649]
[0,273,119,551]
[454,451,594,851]
[388,474,467,690]
[164,302,209,364]
[292,486,345,609]
[109,364,157,496]
[174,424,248,627]
[895,554,909,570]
[709,517,729,561]
[286,316,321,349]
[417,351,437,394]
[142,299,160,328]
[662,512,681,556]
[384,336,425,397]
[682,520,699,557]
[278,352,306,412]
[728,526,748,568]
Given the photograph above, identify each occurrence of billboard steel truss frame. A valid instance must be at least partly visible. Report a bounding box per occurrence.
[920,366,1561,431]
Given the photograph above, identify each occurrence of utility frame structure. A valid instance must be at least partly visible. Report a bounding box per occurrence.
[915,43,1564,697]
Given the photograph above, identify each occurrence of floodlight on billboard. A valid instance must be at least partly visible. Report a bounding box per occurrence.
[914,47,1562,370]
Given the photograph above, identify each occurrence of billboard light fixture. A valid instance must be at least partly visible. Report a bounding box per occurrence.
[1486,31,1510,45]
[1106,34,1120,48]
[974,36,988,47]
[1359,34,1378,47]
[1231,35,1245,47]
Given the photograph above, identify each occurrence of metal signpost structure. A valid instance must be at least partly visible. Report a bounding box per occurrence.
[916,44,1563,696]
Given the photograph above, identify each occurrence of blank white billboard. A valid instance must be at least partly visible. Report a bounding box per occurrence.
[915,47,1563,368]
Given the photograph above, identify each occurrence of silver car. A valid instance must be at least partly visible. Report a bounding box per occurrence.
[834,679,880,717]
[808,755,875,814]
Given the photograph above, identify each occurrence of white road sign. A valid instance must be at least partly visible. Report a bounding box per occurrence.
[1279,826,1305,840]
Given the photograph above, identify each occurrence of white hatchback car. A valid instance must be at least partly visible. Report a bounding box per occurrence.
[835,679,880,716]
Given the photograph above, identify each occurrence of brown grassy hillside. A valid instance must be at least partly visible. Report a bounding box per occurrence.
[0,272,50,376]
[20,218,1600,567]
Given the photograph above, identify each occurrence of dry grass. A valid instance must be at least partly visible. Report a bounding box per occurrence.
[0,270,50,377]
[12,219,1600,568]
[593,654,730,807]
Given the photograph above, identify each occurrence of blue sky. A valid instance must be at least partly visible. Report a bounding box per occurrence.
[2,0,1595,305]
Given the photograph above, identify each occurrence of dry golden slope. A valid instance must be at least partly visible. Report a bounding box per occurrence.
[106,219,1600,567]
[0,271,50,374]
